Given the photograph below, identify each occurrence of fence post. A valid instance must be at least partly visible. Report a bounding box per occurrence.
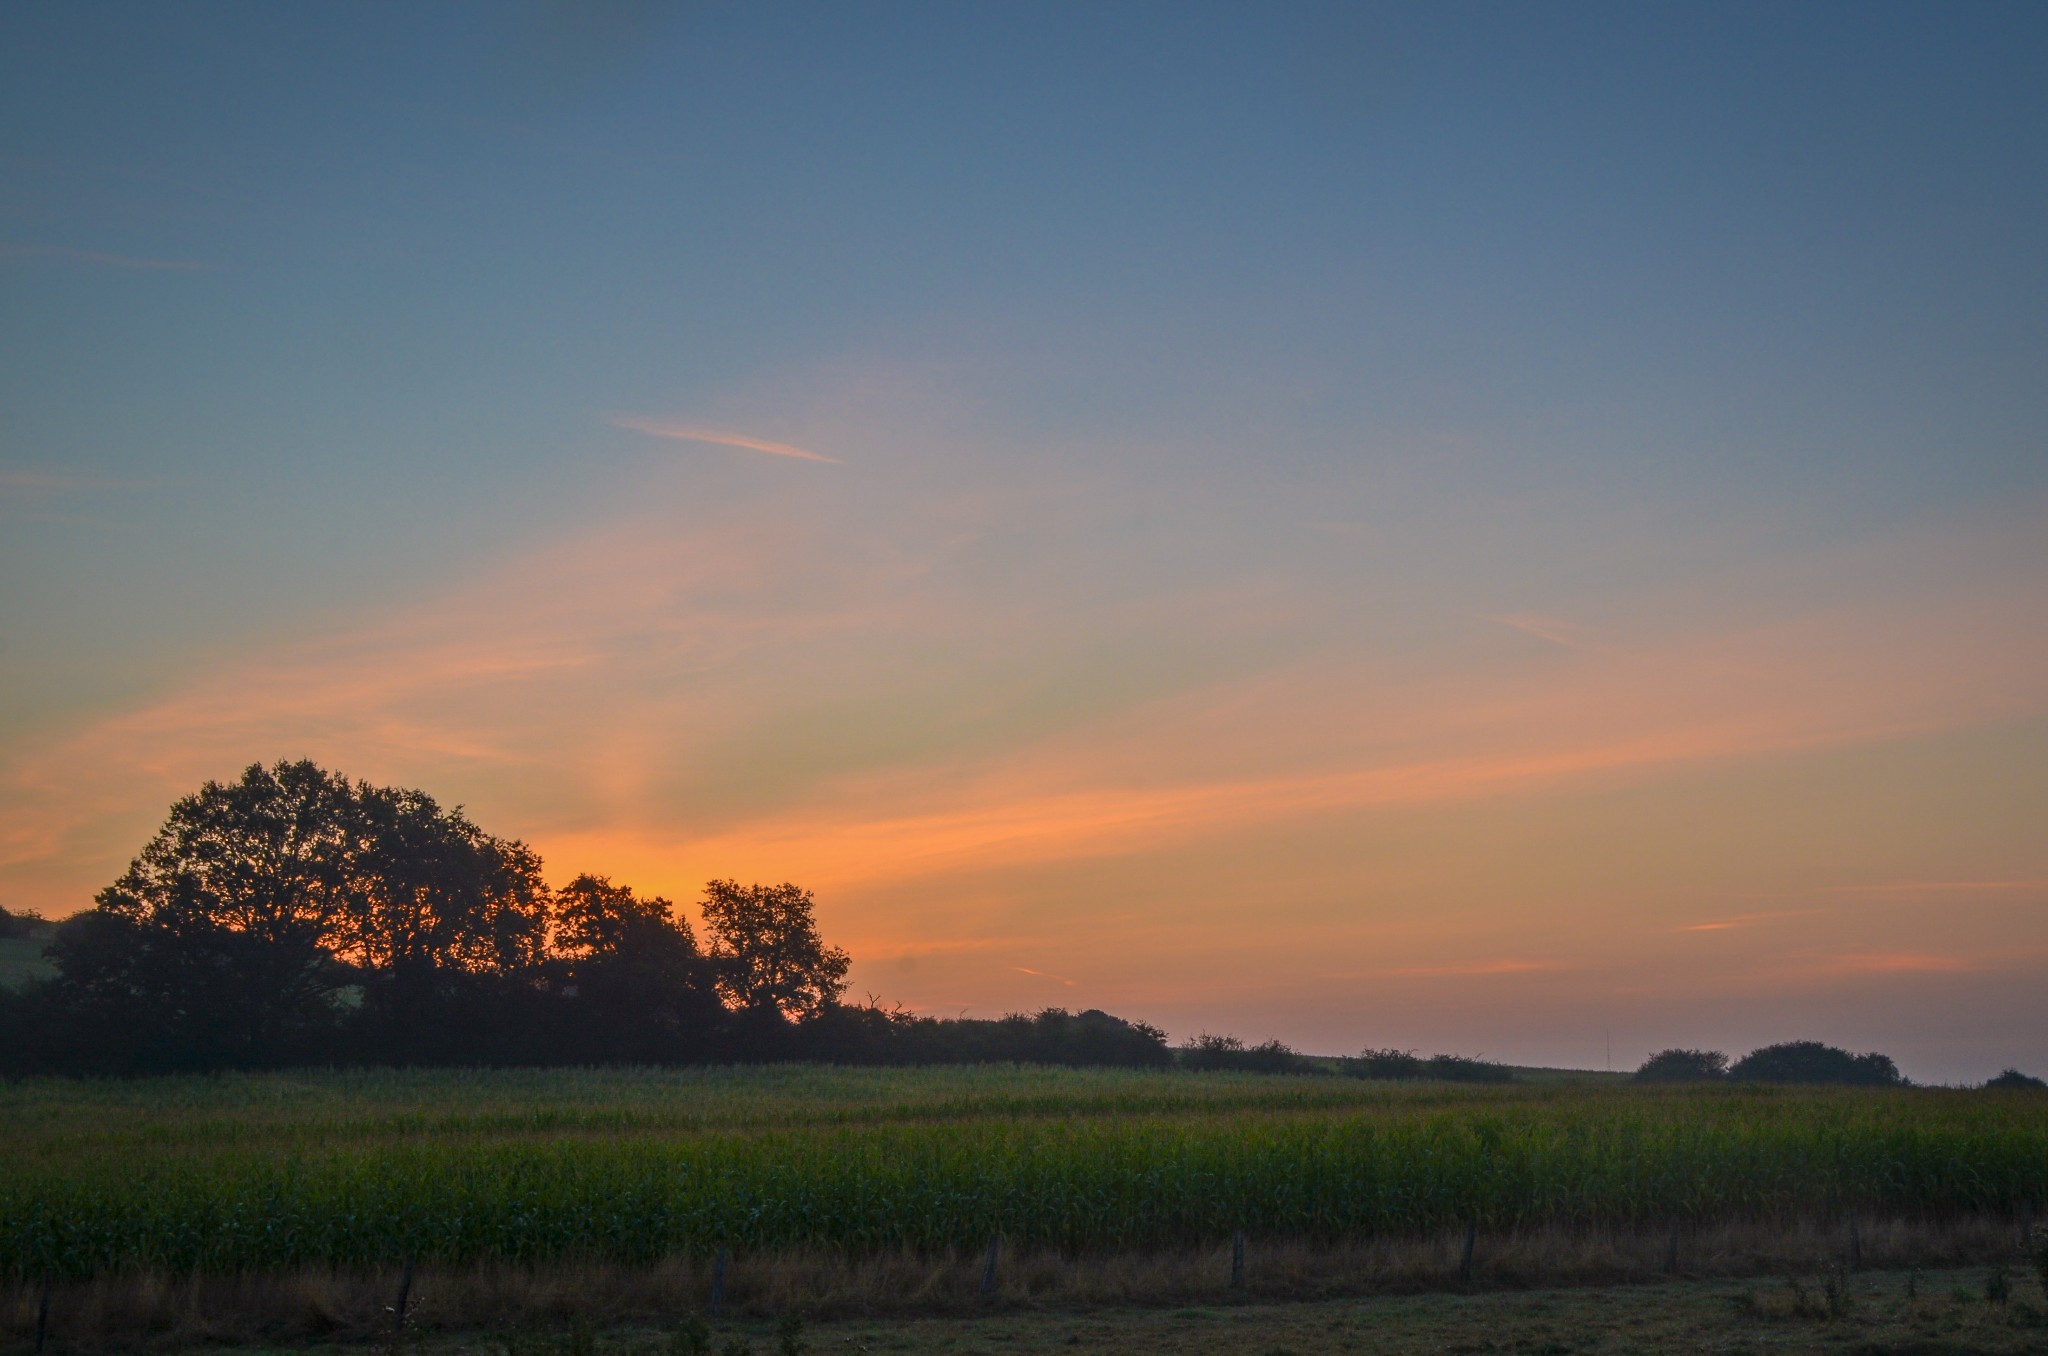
[1848,1217,1861,1270]
[979,1235,1001,1297]
[1665,1223,1679,1276]
[34,1272,51,1356]
[710,1248,728,1318]
[392,1256,415,1342]
[1459,1221,1476,1285]
[1230,1231,1245,1291]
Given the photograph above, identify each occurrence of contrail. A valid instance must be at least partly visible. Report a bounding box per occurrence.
[609,417,842,464]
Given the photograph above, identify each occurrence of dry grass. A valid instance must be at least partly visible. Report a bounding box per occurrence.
[5,1213,2036,1350]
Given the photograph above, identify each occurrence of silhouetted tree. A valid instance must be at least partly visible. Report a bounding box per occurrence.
[343,784,550,976]
[88,761,361,1055]
[1634,1048,1730,1082]
[699,880,850,1022]
[551,874,719,1062]
[1729,1040,1905,1086]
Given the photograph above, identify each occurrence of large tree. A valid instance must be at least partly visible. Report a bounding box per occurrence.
[343,784,550,976]
[552,874,718,1061]
[89,760,361,1051]
[699,879,850,1022]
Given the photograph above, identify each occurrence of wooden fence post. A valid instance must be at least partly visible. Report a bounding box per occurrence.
[1230,1231,1245,1291]
[1665,1223,1679,1275]
[1848,1217,1861,1270]
[1459,1222,1476,1285]
[34,1272,51,1356]
[710,1248,728,1318]
[979,1236,1001,1297]
[387,1255,414,1351]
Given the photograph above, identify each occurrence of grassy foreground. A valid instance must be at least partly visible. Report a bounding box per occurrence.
[5,1065,2045,1283]
[14,1268,2048,1355]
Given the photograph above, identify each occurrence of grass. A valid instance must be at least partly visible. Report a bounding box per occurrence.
[4,1066,2044,1284]
[10,1266,2048,1354]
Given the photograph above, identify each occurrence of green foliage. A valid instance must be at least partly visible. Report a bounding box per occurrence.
[1634,1050,1729,1083]
[773,1313,805,1356]
[1179,1034,1311,1074]
[1984,1069,2047,1091]
[1347,1049,1513,1083]
[1986,1266,2011,1304]
[1728,1041,1904,1087]
[2,1066,2045,1282]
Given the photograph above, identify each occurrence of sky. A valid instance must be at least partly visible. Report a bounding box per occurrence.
[3,1,2046,1082]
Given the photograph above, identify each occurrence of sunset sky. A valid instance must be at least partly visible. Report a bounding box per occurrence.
[4,2,2046,1081]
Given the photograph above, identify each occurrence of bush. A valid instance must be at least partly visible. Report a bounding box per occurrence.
[1178,1033,1317,1074]
[1729,1041,1905,1087]
[1634,1049,1729,1082]
[1983,1068,2047,1091]
[1350,1048,1428,1080]
[1344,1048,1513,1083]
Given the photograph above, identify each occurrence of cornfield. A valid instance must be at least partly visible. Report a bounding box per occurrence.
[4,1067,2042,1280]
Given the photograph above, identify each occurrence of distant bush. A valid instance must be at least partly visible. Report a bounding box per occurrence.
[1351,1048,1428,1080]
[1983,1068,2047,1091]
[1729,1040,1905,1087]
[1634,1048,1729,1082]
[1345,1048,1514,1083]
[1178,1033,1316,1074]
[0,905,45,940]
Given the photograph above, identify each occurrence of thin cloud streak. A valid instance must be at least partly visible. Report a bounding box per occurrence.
[609,417,843,464]
[0,243,220,272]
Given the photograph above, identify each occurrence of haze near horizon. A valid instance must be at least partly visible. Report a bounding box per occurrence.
[3,2,2046,1082]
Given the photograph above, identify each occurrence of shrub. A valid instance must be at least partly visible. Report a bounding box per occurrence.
[1350,1048,1428,1080]
[1343,1049,1512,1082]
[1729,1041,1905,1087]
[1984,1069,2047,1091]
[1634,1049,1729,1082]
[1178,1033,1316,1074]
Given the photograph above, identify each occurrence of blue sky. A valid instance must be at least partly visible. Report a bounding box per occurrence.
[4,2,2046,1077]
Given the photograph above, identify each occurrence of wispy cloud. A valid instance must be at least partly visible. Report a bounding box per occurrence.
[0,243,220,272]
[609,417,843,464]
[1793,952,1974,976]
[1013,966,1077,987]
[1680,909,1821,932]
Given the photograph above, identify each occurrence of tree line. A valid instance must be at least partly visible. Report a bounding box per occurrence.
[0,761,1184,1074]
[4,761,2041,1085]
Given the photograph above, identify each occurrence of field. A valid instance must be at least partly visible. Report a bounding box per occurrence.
[6,1066,2045,1281]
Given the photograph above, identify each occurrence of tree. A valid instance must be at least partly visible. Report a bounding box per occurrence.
[551,874,717,1062]
[699,880,850,1022]
[342,784,550,976]
[1634,1048,1730,1082]
[90,760,361,1050]
[97,760,356,949]
[555,873,695,961]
